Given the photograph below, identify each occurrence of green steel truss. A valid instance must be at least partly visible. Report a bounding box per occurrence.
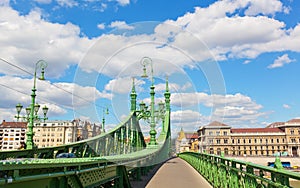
[179,152,300,188]
[0,109,171,188]
[0,112,146,160]
[0,70,172,188]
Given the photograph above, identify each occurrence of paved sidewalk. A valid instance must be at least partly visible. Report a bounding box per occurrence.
[145,157,212,188]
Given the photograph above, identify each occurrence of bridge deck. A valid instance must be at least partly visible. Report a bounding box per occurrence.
[146,157,212,188]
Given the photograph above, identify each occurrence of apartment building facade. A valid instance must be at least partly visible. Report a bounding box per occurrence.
[0,121,27,150]
[0,119,102,150]
[33,120,77,147]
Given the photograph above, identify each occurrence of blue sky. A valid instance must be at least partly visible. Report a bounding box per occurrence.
[0,0,300,136]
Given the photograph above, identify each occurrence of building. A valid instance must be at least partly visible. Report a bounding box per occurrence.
[175,128,198,153]
[33,120,77,148]
[33,119,102,147]
[268,119,300,156]
[0,120,27,150]
[198,119,300,157]
[0,119,102,150]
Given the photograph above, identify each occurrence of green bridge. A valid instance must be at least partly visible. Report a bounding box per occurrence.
[1,78,300,188]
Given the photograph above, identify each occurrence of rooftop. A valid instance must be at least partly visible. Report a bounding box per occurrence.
[231,127,284,133]
[286,118,300,123]
[0,120,27,128]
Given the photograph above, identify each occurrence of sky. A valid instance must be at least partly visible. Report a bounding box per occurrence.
[0,0,300,137]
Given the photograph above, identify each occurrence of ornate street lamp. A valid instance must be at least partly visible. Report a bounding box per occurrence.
[101,107,109,134]
[137,57,166,145]
[15,60,48,149]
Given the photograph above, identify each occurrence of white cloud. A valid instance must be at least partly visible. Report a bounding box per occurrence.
[243,60,251,64]
[171,110,209,131]
[156,0,299,62]
[97,23,105,30]
[109,21,134,30]
[244,0,286,16]
[34,0,52,4]
[3,0,299,80]
[0,0,299,126]
[0,0,9,6]
[283,104,291,109]
[170,92,265,126]
[117,0,130,6]
[56,0,78,7]
[0,7,92,78]
[104,77,137,94]
[0,76,109,121]
[268,54,295,69]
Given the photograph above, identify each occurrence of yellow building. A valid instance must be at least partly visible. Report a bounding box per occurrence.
[198,119,300,157]
[33,120,77,147]
[176,128,198,153]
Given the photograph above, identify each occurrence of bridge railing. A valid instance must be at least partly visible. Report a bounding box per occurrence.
[178,152,300,188]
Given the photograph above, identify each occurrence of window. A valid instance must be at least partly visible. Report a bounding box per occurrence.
[216,131,220,136]
[224,148,229,155]
[216,139,221,144]
[223,131,227,136]
[249,139,251,143]
[209,131,213,136]
[224,139,228,144]
[291,129,294,135]
[232,139,235,144]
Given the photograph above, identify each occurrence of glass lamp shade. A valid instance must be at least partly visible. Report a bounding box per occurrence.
[42,105,48,115]
[16,103,23,113]
[34,103,40,114]
[141,66,148,78]
[39,68,45,80]
[26,107,31,116]
[139,101,146,111]
[158,101,165,111]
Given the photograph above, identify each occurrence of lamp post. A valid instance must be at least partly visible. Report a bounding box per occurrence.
[15,60,48,149]
[101,107,109,134]
[138,57,165,145]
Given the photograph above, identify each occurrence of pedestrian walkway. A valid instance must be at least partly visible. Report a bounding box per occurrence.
[146,157,212,188]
